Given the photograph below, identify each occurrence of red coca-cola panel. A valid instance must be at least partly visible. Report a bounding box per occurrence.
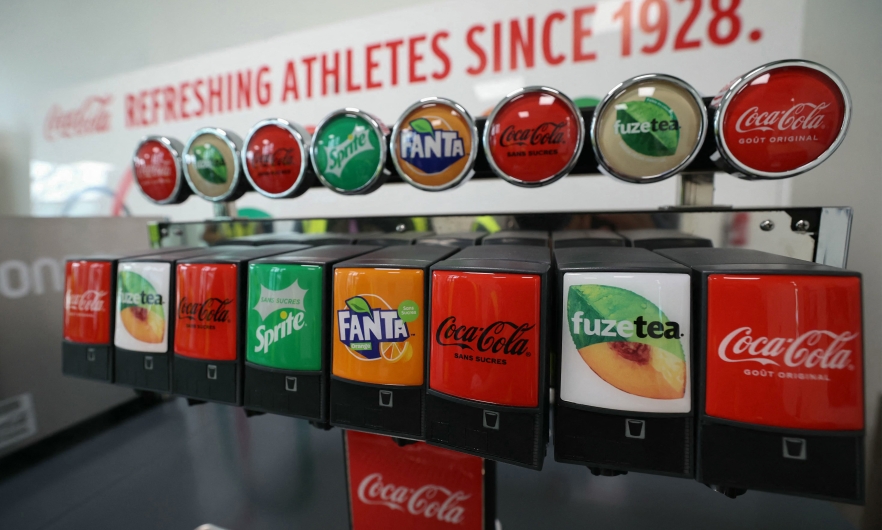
[174,263,238,361]
[346,431,485,530]
[244,124,304,194]
[705,274,863,431]
[486,91,581,184]
[429,271,541,407]
[133,140,178,202]
[64,260,112,344]
[720,65,847,174]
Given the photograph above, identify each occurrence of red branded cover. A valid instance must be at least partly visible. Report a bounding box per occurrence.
[346,431,485,530]
[64,260,112,343]
[429,271,541,407]
[174,263,238,361]
[705,274,863,431]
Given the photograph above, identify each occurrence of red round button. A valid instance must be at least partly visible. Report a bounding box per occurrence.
[719,64,848,177]
[133,140,179,203]
[485,88,583,186]
[244,123,305,196]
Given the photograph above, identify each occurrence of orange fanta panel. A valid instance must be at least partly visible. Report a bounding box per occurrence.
[332,268,425,386]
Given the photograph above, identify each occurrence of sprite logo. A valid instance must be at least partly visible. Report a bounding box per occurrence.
[246,264,322,371]
[399,118,465,174]
[118,271,165,344]
[314,115,382,190]
[337,296,417,360]
[192,143,228,184]
[614,98,680,157]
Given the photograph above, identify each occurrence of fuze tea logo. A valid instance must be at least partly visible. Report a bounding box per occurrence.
[117,270,165,346]
[337,296,416,361]
[193,142,228,184]
[332,268,425,386]
[568,285,685,399]
[560,272,692,413]
[246,264,323,371]
[313,113,382,191]
[615,98,680,157]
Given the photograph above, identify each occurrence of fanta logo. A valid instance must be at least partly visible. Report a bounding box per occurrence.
[337,296,409,360]
[399,118,464,174]
[324,127,373,178]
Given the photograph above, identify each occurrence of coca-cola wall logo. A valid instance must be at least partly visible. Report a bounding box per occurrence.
[356,473,469,525]
[704,274,864,431]
[719,65,848,175]
[44,95,112,141]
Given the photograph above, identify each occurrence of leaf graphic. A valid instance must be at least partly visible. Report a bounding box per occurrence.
[345,296,371,313]
[194,144,228,184]
[409,118,435,138]
[616,99,680,157]
[567,285,683,360]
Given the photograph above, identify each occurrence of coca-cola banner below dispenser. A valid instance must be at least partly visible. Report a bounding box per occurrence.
[657,248,864,502]
[426,245,551,469]
[172,244,309,405]
[345,430,495,530]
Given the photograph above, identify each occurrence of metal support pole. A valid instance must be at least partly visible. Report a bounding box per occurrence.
[678,172,715,207]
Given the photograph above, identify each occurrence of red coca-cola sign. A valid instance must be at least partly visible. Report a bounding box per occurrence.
[44,95,112,142]
[715,61,850,178]
[429,271,541,407]
[346,430,486,530]
[174,263,238,361]
[64,260,112,344]
[705,274,863,431]
[484,87,583,186]
[243,119,308,197]
[133,138,180,203]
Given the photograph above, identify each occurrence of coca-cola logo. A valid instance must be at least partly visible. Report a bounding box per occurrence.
[251,147,298,168]
[178,297,232,323]
[356,473,469,525]
[435,316,533,356]
[717,327,858,370]
[66,290,107,313]
[44,96,112,141]
[734,102,830,134]
[499,122,566,147]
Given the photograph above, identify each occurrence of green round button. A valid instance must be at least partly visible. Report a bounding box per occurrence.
[397,299,420,323]
[311,110,386,194]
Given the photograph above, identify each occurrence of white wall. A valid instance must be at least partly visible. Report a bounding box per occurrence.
[0,0,879,525]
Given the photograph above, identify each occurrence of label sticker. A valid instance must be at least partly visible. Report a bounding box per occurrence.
[429,271,541,408]
[64,260,112,344]
[114,262,170,353]
[705,274,863,430]
[333,268,425,385]
[393,99,475,190]
[133,139,178,202]
[313,112,384,193]
[174,263,238,361]
[560,272,691,413]
[485,88,582,185]
[246,263,323,371]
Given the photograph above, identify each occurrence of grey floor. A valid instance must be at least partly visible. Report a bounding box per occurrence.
[0,400,855,530]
